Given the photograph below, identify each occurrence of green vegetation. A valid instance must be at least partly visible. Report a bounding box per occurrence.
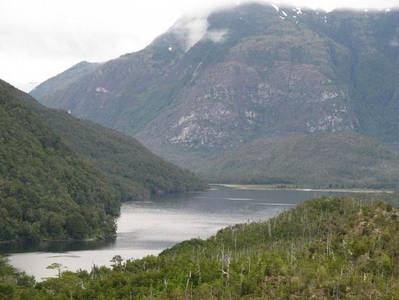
[0,79,206,242]
[0,80,119,242]
[2,195,399,298]
[164,132,399,189]
[23,98,207,201]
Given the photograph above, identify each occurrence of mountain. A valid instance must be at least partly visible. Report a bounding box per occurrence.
[31,3,399,188]
[0,79,206,242]
[19,92,207,200]
[29,61,101,101]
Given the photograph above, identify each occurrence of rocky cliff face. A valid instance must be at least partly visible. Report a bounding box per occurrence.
[31,3,399,187]
[135,4,361,152]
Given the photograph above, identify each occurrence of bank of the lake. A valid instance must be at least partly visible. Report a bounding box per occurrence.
[218,184,394,193]
[4,186,349,280]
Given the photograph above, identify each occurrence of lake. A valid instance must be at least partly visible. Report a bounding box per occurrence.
[2,186,345,280]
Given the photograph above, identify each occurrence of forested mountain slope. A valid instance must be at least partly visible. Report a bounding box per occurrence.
[31,3,399,187]
[189,132,399,189]
[0,80,119,242]
[19,92,207,200]
[0,80,206,242]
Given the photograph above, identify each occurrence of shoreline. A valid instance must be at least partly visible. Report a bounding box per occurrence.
[0,234,117,245]
[213,184,395,194]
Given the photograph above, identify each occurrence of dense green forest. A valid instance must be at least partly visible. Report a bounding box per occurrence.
[2,195,399,299]
[0,79,206,242]
[0,80,119,242]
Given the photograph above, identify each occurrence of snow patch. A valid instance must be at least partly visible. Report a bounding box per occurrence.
[271,3,279,12]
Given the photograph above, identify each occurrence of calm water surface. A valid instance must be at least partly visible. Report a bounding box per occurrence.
[2,186,344,280]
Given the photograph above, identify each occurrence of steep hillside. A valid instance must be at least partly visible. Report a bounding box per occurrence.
[28,108,207,200]
[300,8,399,147]
[0,80,119,242]
[5,196,399,298]
[31,3,399,187]
[17,86,207,201]
[0,79,206,242]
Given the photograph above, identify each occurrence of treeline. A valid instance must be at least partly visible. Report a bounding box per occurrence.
[2,195,399,299]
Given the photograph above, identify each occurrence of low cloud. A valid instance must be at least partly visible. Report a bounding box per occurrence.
[169,0,399,52]
[171,15,209,51]
[2,0,399,90]
[171,14,229,51]
[205,29,229,43]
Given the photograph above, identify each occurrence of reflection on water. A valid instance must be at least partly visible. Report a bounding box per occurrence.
[0,238,116,254]
[2,186,345,280]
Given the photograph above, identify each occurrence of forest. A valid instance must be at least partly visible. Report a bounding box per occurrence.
[0,79,206,243]
[1,195,399,299]
[0,80,119,242]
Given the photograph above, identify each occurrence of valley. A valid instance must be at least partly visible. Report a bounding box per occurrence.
[1,2,399,299]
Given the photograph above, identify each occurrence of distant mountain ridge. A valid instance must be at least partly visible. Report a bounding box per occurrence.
[31,3,399,188]
[30,61,101,101]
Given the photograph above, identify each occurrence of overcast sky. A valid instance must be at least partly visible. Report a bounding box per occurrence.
[1,0,397,92]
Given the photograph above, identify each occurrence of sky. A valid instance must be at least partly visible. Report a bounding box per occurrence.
[1,0,398,92]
